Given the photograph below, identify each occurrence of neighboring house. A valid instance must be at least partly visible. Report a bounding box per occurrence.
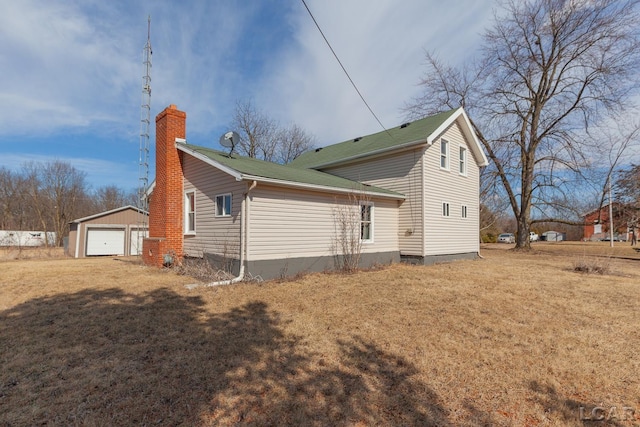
[67,206,148,258]
[142,104,488,280]
[583,203,631,241]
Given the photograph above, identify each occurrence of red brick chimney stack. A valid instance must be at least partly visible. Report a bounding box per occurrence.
[142,104,186,267]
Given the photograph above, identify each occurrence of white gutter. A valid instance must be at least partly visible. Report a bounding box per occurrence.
[201,180,257,287]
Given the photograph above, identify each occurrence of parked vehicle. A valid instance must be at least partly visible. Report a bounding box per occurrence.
[498,233,515,243]
[529,232,539,242]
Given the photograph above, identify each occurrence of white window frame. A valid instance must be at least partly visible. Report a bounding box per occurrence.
[360,202,374,243]
[442,202,450,217]
[461,205,468,218]
[459,146,467,176]
[185,191,196,234]
[215,193,232,217]
[440,139,449,170]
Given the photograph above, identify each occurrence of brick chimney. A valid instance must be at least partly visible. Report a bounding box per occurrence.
[142,104,187,267]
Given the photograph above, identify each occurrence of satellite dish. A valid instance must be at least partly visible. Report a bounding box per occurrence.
[219,131,239,153]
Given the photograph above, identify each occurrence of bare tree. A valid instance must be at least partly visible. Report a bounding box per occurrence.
[406,0,640,249]
[615,164,640,230]
[275,124,316,164]
[231,100,279,160]
[92,185,137,213]
[0,167,25,230]
[40,161,88,247]
[20,161,88,247]
[230,100,315,163]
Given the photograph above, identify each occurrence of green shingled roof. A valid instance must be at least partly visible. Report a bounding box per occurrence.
[177,143,404,199]
[290,109,459,169]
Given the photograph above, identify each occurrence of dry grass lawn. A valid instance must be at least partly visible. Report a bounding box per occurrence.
[1,243,639,426]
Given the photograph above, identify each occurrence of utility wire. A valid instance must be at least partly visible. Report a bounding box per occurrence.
[301,0,391,136]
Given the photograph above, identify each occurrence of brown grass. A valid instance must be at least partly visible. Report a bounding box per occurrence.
[1,246,639,426]
[0,246,65,261]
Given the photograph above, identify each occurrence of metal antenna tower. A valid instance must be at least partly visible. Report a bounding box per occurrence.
[138,16,152,211]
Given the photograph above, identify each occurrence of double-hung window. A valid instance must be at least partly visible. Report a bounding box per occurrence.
[459,146,467,175]
[216,193,232,217]
[440,139,449,170]
[185,191,196,234]
[360,203,373,242]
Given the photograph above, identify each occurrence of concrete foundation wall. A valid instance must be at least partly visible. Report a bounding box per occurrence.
[401,252,479,265]
[204,250,400,281]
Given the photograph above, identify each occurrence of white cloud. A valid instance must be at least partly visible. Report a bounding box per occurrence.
[0,0,496,190]
[0,0,140,137]
[255,0,493,145]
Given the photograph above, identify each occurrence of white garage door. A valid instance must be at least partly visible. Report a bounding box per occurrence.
[86,228,125,256]
[130,228,148,256]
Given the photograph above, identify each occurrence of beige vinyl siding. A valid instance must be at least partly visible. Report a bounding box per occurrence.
[322,149,423,256]
[248,185,398,261]
[423,121,480,255]
[182,155,245,258]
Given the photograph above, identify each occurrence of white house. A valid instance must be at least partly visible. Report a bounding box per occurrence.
[142,104,488,280]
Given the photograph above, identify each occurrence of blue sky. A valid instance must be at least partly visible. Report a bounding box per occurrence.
[0,0,493,191]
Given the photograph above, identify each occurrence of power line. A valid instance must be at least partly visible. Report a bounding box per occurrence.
[301,0,390,135]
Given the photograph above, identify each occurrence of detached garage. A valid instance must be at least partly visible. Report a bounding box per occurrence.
[67,206,148,258]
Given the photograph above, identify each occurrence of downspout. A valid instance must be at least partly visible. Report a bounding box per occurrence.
[74,223,81,258]
[203,180,257,287]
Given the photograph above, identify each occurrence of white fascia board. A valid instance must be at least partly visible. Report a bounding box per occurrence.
[240,174,405,200]
[176,141,243,181]
[70,205,148,224]
[427,108,489,167]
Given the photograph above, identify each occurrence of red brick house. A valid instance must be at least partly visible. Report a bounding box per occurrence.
[583,203,630,241]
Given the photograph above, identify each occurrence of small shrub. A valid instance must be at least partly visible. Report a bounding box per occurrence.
[173,256,233,282]
[573,256,611,275]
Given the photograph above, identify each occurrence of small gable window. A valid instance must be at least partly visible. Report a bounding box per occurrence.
[462,205,468,218]
[216,194,232,217]
[440,139,449,170]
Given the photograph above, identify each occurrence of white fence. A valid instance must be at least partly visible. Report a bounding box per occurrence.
[0,230,57,247]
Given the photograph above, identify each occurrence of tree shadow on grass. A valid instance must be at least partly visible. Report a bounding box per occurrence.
[0,288,490,425]
[528,380,635,426]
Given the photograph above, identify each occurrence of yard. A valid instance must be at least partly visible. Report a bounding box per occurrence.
[1,243,639,426]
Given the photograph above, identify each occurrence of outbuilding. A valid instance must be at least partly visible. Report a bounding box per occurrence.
[541,230,565,242]
[67,206,148,258]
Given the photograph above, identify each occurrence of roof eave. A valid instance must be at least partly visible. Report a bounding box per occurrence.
[427,108,489,167]
[305,139,428,170]
[176,141,243,181]
[240,174,405,200]
[177,141,404,200]
[70,205,148,224]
